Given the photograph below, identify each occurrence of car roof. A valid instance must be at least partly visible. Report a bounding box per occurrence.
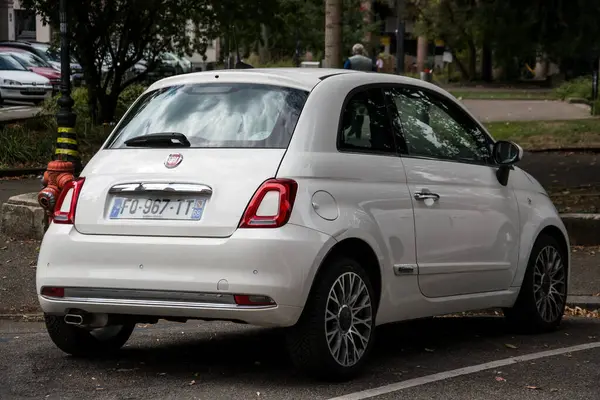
[148,68,362,92]
[146,68,452,95]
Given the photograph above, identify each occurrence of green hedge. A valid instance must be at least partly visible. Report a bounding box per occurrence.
[553,76,593,101]
[0,85,147,169]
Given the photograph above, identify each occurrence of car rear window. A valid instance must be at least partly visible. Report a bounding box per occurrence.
[106,83,309,149]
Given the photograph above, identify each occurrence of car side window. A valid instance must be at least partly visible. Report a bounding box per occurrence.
[338,88,396,154]
[385,87,492,163]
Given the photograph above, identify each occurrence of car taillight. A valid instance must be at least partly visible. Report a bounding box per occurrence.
[41,286,65,298]
[239,178,297,228]
[53,178,85,224]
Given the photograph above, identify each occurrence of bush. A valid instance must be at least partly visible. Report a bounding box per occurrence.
[553,76,593,101]
[0,123,55,169]
[0,85,147,169]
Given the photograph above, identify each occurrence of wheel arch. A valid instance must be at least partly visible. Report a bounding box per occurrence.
[309,237,383,311]
[538,225,569,264]
[511,221,571,289]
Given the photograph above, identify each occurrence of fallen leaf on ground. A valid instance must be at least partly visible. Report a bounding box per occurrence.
[550,388,559,392]
[504,343,518,349]
[526,386,542,390]
[189,380,196,386]
[495,377,506,382]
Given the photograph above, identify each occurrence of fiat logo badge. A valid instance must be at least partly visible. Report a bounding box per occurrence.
[164,153,183,169]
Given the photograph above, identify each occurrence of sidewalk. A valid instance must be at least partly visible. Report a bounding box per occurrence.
[0,178,40,207]
[462,99,592,122]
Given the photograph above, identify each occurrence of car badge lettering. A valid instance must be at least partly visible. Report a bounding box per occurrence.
[165,153,183,169]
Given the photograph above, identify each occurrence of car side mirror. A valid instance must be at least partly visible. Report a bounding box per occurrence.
[493,140,523,166]
[493,141,523,186]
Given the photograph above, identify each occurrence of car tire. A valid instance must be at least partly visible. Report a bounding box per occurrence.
[503,234,568,333]
[45,314,136,357]
[286,257,376,381]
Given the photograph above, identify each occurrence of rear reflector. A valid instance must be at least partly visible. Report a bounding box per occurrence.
[234,295,275,306]
[239,178,297,228]
[54,178,85,225]
[41,286,65,298]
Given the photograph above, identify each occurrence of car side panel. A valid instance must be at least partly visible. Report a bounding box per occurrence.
[277,151,417,325]
[278,76,424,325]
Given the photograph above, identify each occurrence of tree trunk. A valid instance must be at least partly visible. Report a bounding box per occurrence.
[481,42,492,82]
[98,94,119,124]
[325,0,342,68]
[467,39,476,81]
[416,36,428,73]
[450,48,470,81]
[258,24,270,64]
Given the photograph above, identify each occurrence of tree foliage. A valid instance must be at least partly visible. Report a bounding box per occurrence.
[20,0,276,123]
[408,0,600,81]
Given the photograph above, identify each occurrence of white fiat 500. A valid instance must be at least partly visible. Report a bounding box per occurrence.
[37,69,569,380]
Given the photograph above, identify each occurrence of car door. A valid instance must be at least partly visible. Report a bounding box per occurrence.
[384,86,520,298]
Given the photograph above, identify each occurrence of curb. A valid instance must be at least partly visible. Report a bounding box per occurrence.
[0,168,44,178]
[527,147,600,154]
[560,214,600,246]
[566,296,600,311]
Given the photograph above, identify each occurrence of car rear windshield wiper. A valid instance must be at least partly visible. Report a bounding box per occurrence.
[124,132,191,148]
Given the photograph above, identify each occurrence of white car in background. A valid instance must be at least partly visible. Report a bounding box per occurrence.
[37,69,569,380]
[0,53,52,104]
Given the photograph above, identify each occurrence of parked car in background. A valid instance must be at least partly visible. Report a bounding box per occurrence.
[0,47,61,95]
[160,52,192,73]
[0,40,84,86]
[0,53,52,104]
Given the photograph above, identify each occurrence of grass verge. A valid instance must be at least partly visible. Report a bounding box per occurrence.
[450,90,555,100]
[484,119,600,151]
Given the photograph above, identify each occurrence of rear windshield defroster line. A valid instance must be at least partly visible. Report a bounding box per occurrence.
[106,83,309,150]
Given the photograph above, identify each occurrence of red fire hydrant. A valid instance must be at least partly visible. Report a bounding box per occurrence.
[38,160,75,224]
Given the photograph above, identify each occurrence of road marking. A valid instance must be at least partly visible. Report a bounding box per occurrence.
[328,341,600,400]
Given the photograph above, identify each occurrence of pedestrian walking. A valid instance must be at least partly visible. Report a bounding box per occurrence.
[343,43,376,72]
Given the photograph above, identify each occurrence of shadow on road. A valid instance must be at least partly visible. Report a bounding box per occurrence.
[59,316,591,385]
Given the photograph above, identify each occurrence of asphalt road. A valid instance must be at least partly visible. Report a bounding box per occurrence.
[1,316,598,400]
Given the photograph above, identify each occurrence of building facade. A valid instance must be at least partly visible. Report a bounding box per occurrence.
[0,0,52,42]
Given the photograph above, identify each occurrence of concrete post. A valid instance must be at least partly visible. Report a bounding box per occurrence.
[416,36,428,73]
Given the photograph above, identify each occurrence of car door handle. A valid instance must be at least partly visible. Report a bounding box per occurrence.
[414,191,440,201]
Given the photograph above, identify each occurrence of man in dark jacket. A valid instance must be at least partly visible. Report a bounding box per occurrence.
[343,43,376,71]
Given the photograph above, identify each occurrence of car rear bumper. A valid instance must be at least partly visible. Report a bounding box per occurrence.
[37,223,334,327]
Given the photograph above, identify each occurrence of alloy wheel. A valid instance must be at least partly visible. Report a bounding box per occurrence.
[533,245,567,323]
[325,271,373,367]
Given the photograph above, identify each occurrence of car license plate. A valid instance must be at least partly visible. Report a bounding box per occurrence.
[109,197,206,220]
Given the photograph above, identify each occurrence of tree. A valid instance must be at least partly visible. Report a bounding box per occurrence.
[21,0,275,123]
[325,0,343,68]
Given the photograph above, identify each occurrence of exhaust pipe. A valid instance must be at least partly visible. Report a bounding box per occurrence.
[64,313,84,325]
